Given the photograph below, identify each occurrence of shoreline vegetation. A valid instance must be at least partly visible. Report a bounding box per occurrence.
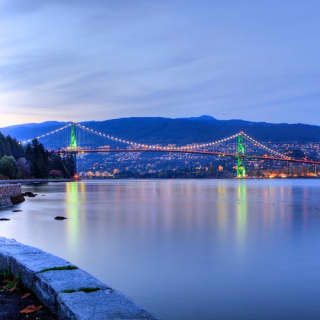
[0,132,75,180]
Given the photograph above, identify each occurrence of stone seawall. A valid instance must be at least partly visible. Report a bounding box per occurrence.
[0,184,22,207]
[0,237,156,320]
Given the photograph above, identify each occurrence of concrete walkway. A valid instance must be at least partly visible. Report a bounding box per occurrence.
[0,237,156,320]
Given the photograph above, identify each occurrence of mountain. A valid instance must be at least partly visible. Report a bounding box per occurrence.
[1,116,320,147]
[0,121,68,142]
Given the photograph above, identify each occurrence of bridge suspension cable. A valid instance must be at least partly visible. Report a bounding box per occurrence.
[180,132,241,149]
[75,123,241,150]
[75,123,290,159]
[21,123,72,144]
[241,132,290,160]
[20,121,291,161]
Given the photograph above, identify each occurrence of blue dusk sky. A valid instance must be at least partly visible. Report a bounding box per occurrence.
[0,0,319,127]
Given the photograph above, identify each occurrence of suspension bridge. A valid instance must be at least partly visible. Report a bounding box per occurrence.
[21,122,320,178]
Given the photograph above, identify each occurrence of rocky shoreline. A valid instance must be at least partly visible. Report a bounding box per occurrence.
[0,184,25,208]
[0,181,70,208]
[0,178,74,185]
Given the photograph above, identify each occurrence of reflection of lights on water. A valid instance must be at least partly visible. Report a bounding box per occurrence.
[65,182,86,249]
[236,182,247,248]
[80,182,86,199]
[302,187,309,227]
[217,183,228,237]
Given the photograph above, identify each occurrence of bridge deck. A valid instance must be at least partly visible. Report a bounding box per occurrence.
[55,148,320,166]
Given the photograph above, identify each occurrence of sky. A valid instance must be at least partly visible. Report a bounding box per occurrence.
[0,0,319,127]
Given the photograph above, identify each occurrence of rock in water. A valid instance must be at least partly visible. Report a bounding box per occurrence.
[0,218,10,221]
[10,194,25,204]
[55,216,67,220]
[12,209,22,213]
[23,192,37,198]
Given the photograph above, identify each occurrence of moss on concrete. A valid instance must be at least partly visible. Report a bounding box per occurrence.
[38,266,78,273]
[61,287,101,294]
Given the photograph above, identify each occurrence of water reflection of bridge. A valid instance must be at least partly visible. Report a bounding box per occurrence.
[62,180,307,252]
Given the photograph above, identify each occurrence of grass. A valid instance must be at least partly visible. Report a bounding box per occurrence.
[61,289,76,293]
[0,269,21,292]
[79,287,101,293]
[0,269,11,280]
[38,265,78,273]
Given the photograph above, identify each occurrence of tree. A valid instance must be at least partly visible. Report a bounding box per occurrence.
[0,133,75,179]
[0,156,18,179]
[16,157,31,177]
[24,139,49,178]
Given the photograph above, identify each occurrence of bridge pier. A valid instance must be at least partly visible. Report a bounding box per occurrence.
[314,164,318,176]
[69,123,79,178]
[73,153,78,178]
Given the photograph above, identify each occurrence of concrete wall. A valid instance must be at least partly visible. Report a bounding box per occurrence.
[0,184,22,207]
[0,237,156,320]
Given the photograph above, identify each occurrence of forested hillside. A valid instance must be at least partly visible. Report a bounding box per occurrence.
[1,117,320,149]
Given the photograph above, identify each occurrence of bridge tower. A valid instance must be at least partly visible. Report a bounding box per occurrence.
[70,122,77,150]
[69,122,78,178]
[236,132,246,178]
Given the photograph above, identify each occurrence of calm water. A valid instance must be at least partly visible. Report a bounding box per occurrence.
[1,179,320,319]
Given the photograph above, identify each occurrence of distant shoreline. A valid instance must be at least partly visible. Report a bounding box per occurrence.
[78,176,320,180]
[0,177,319,184]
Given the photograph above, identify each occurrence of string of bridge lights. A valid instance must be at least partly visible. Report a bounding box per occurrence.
[241,132,290,160]
[75,123,240,151]
[76,124,288,158]
[20,121,290,159]
[21,123,73,144]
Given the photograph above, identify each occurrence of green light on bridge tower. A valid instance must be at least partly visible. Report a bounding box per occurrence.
[69,122,78,178]
[236,132,246,178]
[70,123,77,150]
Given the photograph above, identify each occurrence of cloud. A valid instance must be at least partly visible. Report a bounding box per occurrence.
[0,0,320,126]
